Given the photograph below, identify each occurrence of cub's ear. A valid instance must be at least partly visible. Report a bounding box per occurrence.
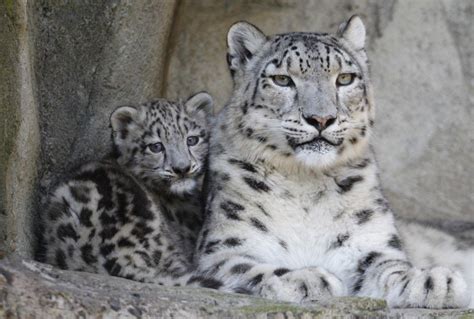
[227,21,267,74]
[337,15,366,51]
[110,106,137,133]
[185,92,213,116]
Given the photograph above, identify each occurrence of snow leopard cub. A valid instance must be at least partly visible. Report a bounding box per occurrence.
[42,92,221,287]
[196,16,471,308]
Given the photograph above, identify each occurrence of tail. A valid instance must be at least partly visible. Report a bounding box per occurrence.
[151,271,231,291]
[151,270,254,294]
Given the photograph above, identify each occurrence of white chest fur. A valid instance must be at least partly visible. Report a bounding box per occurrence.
[218,160,387,280]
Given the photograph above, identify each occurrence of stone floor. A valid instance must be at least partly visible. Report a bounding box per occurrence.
[0,258,472,318]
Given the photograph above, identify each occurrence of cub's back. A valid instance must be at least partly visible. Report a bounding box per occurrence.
[42,160,179,278]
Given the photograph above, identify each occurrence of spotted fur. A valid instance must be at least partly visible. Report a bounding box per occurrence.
[398,220,474,308]
[196,16,471,308]
[42,93,223,288]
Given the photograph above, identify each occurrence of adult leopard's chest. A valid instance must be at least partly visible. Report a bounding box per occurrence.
[228,166,366,270]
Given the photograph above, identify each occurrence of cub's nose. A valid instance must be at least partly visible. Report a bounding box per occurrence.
[304,115,336,132]
[172,165,191,176]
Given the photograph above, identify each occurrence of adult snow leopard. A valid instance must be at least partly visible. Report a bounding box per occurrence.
[41,93,221,288]
[196,16,471,308]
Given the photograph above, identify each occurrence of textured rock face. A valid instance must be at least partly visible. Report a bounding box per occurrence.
[165,0,474,226]
[0,0,40,258]
[1,258,472,318]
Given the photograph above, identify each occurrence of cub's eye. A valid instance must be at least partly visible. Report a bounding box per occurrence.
[187,136,199,146]
[271,75,293,87]
[336,73,356,86]
[147,142,164,153]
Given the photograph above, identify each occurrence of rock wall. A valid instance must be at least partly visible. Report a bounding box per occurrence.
[0,0,40,258]
[1,258,472,318]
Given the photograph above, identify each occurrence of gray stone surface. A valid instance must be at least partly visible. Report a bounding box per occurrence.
[165,0,474,224]
[0,0,21,258]
[0,0,40,258]
[1,258,472,318]
[371,0,474,224]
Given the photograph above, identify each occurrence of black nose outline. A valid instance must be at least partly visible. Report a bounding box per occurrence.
[304,115,336,132]
[172,165,191,176]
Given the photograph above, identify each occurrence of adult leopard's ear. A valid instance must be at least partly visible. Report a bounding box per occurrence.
[337,15,366,51]
[227,21,267,74]
[185,92,213,117]
[110,106,137,135]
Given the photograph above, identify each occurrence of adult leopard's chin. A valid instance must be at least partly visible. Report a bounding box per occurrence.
[294,146,340,171]
[286,135,343,170]
[295,136,343,149]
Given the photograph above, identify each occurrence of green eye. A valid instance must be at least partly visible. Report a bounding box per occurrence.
[147,142,164,153]
[336,73,355,86]
[271,75,293,87]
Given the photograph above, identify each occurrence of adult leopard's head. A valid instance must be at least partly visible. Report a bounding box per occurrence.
[226,16,374,170]
[110,93,213,195]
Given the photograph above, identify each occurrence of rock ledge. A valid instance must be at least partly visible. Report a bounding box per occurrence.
[0,258,472,318]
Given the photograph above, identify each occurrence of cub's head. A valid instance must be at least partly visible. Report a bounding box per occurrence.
[110,93,213,195]
[226,16,374,170]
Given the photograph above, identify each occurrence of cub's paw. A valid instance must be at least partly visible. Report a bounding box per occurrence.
[259,267,346,303]
[387,267,469,308]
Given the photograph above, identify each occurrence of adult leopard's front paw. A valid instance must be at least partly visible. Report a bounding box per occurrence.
[387,266,470,308]
[258,267,346,303]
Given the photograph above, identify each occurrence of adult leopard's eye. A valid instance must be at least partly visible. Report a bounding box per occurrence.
[271,75,293,87]
[147,142,164,153]
[187,136,199,146]
[336,73,355,86]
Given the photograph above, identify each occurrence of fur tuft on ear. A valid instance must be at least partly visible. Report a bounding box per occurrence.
[110,106,137,133]
[185,92,213,116]
[337,15,366,51]
[227,21,266,74]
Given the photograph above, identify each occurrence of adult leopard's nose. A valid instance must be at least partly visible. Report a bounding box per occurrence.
[304,115,336,132]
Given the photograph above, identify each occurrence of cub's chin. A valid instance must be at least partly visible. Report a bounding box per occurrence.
[169,178,198,196]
